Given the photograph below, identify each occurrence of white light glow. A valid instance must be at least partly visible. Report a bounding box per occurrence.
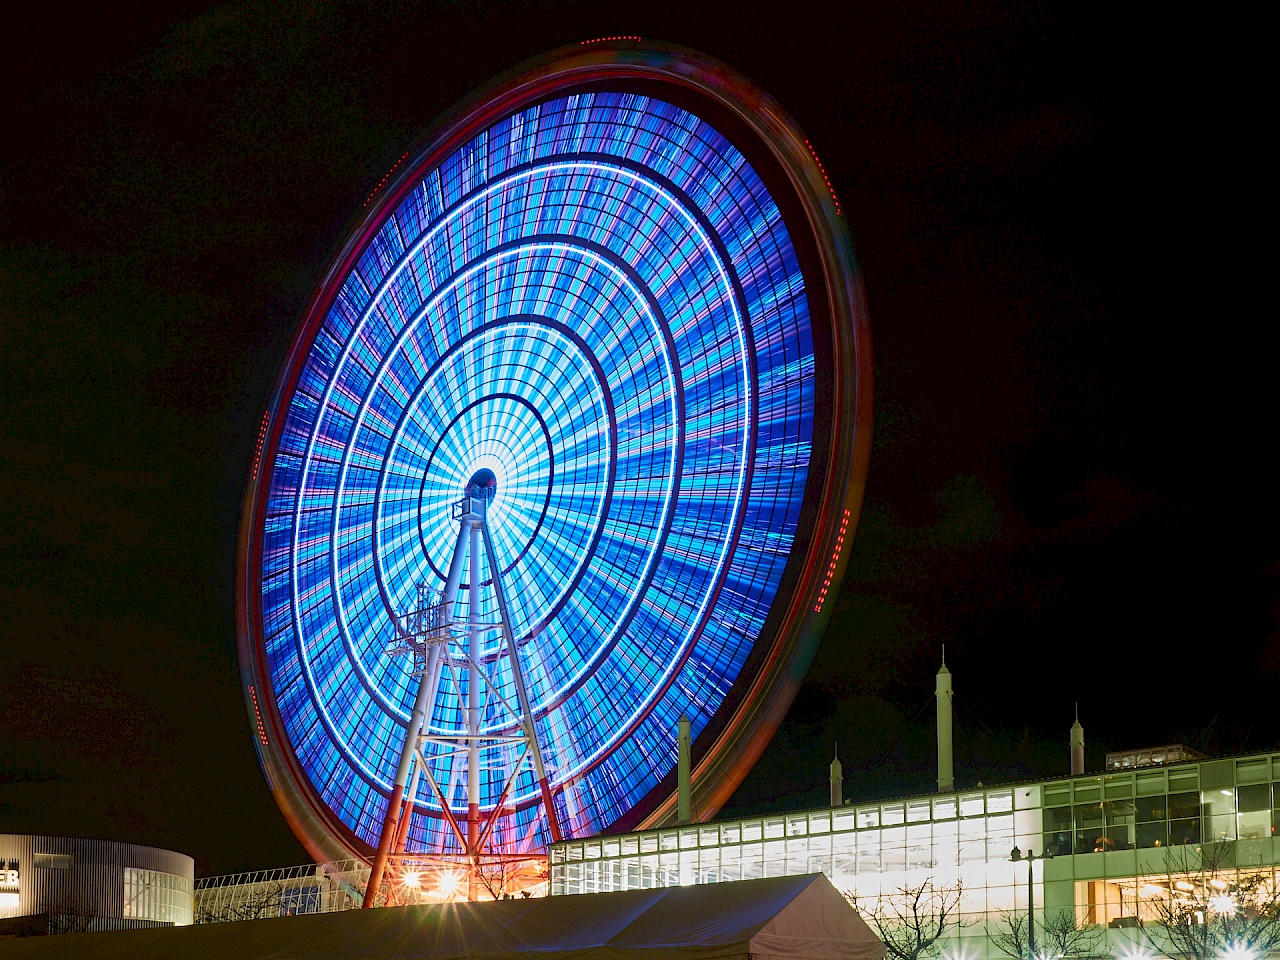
[435,871,462,900]
[1209,893,1238,917]
[402,870,421,890]
[0,892,19,907]
[1221,944,1254,960]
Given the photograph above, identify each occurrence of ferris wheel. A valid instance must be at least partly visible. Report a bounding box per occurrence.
[237,41,871,902]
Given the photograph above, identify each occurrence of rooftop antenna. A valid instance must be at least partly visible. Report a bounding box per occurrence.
[1070,704,1085,775]
[829,742,843,807]
[936,645,954,792]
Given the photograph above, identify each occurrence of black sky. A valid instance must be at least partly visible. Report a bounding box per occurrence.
[1,1,1273,877]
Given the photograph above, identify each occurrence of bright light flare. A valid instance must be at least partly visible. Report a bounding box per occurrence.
[1209,893,1238,917]
[401,870,421,890]
[435,871,463,900]
[1221,944,1254,960]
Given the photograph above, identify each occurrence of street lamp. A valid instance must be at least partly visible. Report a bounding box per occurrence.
[1010,846,1054,960]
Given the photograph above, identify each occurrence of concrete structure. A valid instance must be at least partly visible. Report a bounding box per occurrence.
[548,751,1280,958]
[936,652,954,793]
[0,835,193,934]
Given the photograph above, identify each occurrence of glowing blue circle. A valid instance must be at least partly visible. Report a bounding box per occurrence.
[255,91,816,852]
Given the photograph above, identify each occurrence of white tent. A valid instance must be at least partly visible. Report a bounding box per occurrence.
[0,873,885,960]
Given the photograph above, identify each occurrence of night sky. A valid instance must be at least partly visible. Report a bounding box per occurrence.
[1,2,1272,877]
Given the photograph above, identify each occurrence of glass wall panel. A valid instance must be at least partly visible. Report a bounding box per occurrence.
[1104,800,1135,851]
[1136,820,1168,848]
[1169,818,1201,845]
[1074,802,1105,854]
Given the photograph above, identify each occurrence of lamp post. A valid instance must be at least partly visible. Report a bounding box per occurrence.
[1010,846,1053,960]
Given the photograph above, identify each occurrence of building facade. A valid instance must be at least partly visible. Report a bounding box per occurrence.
[0,835,193,933]
[549,752,1280,957]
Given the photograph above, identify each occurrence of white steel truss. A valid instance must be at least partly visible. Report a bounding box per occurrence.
[363,473,562,905]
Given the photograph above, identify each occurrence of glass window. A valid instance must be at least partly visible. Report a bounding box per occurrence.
[1074,802,1105,854]
[586,841,601,859]
[1103,800,1135,851]
[1238,783,1270,812]
[1207,814,1236,841]
[787,816,808,836]
[1168,792,1200,819]
[933,797,957,820]
[660,831,678,851]
[960,794,984,818]
[1136,821,1168,848]
[603,839,620,858]
[907,801,931,823]
[1238,809,1270,840]
[1044,805,1072,832]
[1135,795,1168,822]
[1202,789,1236,818]
[907,824,932,870]
[857,807,880,829]
[721,824,740,845]
[1169,818,1201,845]
[764,817,785,839]
[882,828,906,872]
[987,790,1013,813]
[810,813,830,833]
[882,804,905,826]
[679,829,698,849]
[123,868,193,925]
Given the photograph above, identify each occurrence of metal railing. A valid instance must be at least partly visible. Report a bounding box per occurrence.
[193,860,369,923]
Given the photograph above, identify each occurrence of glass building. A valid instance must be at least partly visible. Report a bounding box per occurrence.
[549,752,1280,957]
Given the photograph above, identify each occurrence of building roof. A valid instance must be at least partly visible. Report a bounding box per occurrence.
[0,873,886,960]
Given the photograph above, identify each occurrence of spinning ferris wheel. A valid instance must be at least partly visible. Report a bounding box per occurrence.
[236,41,871,902]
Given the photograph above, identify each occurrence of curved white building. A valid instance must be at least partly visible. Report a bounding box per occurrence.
[0,835,193,935]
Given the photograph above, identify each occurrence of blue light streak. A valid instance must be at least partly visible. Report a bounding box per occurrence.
[258,92,814,851]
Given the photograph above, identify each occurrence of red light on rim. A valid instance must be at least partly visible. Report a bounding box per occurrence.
[249,685,269,746]
[580,35,643,45]
[250,410,270,484]
[363,151,412,208]
[803,139,842,216]
[813,508,851,612]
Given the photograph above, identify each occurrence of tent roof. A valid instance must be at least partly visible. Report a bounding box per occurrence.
[0,873,886,960]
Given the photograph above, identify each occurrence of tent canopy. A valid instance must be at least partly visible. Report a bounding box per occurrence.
[0,873,886,960]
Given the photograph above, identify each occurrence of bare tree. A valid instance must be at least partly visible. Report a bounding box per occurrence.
[1130,843,1280,960]
[850,879,970,960]
[991,908,1109,960]
[474,856,524,901]
[195,880,288,923]
[1040,910,1109,960]
[990,909,1032,960]
[45,890,99,934]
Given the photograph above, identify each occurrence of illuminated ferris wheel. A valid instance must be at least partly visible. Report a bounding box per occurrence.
[237,41,871,901]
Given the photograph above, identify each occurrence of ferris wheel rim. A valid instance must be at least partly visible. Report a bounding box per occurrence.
[236,39,872,866]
